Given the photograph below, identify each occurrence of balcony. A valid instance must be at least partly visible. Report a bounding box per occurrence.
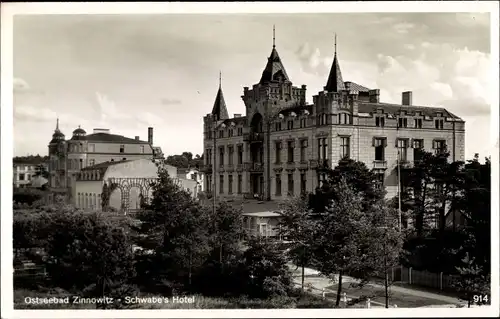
[298,161,309,170]
[226,164,235,172]
[397,160,412,169]
[236,163,244,172]
[243,132,264,143]
[373,160,388,170]
[310,159,328,170]
[309,159,318,169]
[244,162,264,172]
[285,161,296,170]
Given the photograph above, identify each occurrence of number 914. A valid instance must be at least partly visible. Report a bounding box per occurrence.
[473,295,489,303]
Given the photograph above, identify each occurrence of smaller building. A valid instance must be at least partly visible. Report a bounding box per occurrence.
[74,159,198,212]
[13,156,49,188]
[177,167,204,196]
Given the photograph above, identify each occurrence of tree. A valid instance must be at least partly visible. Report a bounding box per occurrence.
[164,152,204,169]
[45,211,136,308]
[207,201,246,263]
[277,195,316,293]
[33,164,50,179]
[310,158,385,214]
[135,163,210,293]
[312,178,376,307]
[452,253,490,308]
[364,202,405,308]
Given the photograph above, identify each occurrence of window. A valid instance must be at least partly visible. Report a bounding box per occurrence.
[237,145,243,164]
[207,175,212,193]
[219,175,224,194]
[434,140,446,155]
[414,118,423,129]
[338,113,351,124]
[287,140,295,163]
[208,131,212,139]
[119,145,125,153]
[398,118,408,128]
[89,159,95,167]
[79,158,83,169]
[373,138,386,161]
[317,138,328,161]
[275,141,282,163]
[435,119,444,130]
[27,174,31,181]
[122,158,127,161]
[340,136,350,159]
[317,172,326,186]
[287,173,294,195]
[228,175,233,194]
[140,145,145,153]
[206,149,212,165]
[397,139,408,162]
[375,116,385,127]
[237,127,243,136]
[275,174,282,196]
[413,139,424,162]
[19,173,25,181]
[219,147,225,166]
[218,130,224,138]
[228,129,234,137]
[228,146,234,165]
[275,122,282,131]
[237,174,242,194]
[287,120,294,130]
[300,173,306,194]
[300,118,307,128]
[375,173,385,189]
[318,114,328,125]
[88,144,95,152]
[300,139,307,162]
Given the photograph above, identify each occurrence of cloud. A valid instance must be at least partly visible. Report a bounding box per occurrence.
[160,98,182,105]
[13,77,30,92]
[295,43,331,76]
[393,22,415,34]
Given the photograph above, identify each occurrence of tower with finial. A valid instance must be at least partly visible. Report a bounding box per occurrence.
[324,32,345,92]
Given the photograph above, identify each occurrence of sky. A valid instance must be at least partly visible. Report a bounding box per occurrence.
[12,11,494,160]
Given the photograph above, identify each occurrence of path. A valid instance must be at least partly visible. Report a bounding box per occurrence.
[288,263,465,307]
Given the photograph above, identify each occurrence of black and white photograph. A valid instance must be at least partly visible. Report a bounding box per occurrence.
[1,2,498,318]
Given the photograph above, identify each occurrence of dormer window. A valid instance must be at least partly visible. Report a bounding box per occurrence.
[275,122,282,131]
[338,113,351,125]
[318,114,328,125]
[287,120,294,130]
[218,130,224,138]
[300,118,307,128]
[435,119,444,130]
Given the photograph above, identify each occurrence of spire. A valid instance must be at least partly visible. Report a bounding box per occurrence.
[211,72,229,121]
[56,118,60,131]
[259,25,290,85]
[324,33,345,92]
[273,24,276,48]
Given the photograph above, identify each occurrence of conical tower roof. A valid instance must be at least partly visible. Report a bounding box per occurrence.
[324,34,345,92]
[210,72,229,121]
[259,25,290,84]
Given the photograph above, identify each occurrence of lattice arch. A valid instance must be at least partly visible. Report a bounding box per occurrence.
[107,177,157,213]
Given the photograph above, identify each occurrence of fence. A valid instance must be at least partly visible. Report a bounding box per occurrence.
[391,266,460,291]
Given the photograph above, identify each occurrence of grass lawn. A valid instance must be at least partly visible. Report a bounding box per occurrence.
[325,283,448,308]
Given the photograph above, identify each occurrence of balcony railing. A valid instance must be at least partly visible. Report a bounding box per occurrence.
[298,161,309,170]
[200,165,213,173]
[373,160,388,170]
[244,162,264,172]
[243,132,264,143]
[236,163,244,172]
[398,160,412,169]
[310,159,328,170]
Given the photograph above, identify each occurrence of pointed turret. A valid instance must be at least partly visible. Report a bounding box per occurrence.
[259,25,290,84]
[210,71,229,121]
[324,33,345,92]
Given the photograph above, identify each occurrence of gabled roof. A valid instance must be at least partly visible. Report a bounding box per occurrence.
[211,86,229,121]
[259,47,291,85]
[83,133,150,144]
[358,102,463,120]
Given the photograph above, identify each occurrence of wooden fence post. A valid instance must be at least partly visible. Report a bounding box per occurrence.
[440,272,443,290]
[391,267,394,282]
[409,267,412,285]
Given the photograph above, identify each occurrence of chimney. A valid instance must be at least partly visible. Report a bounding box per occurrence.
[135,136,140,140]
[148,127,153,145]
[402,91,413,106]
[233,114,242,118]
[368,89,380,103]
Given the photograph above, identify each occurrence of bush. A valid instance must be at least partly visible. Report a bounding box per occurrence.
[13,188,45,206]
